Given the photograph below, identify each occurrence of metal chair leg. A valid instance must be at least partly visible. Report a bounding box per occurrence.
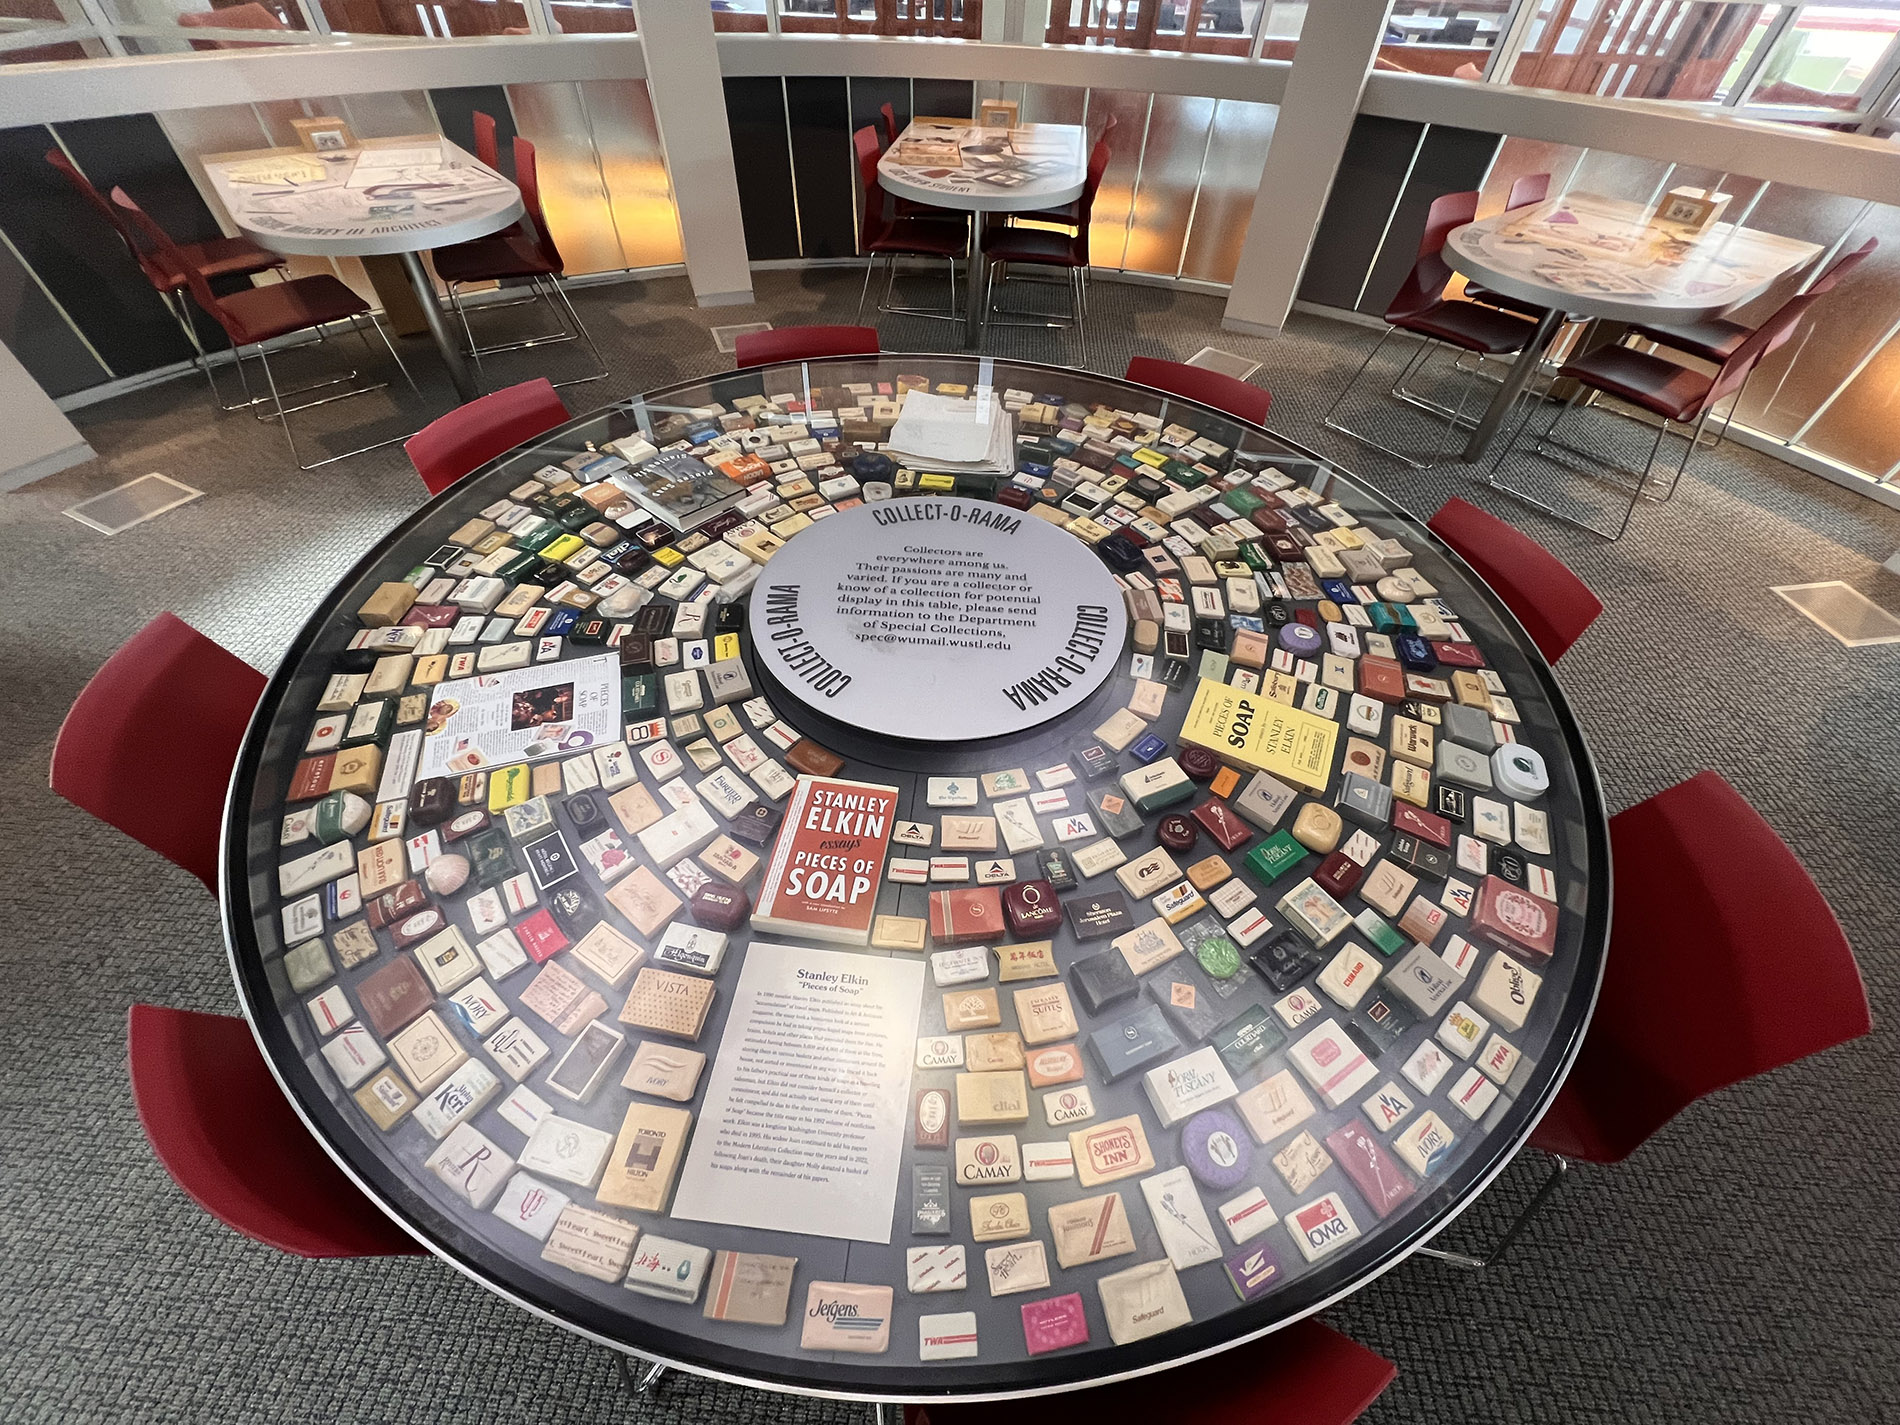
[1322,327,1439,470]
[856,254,878,324]
[1415,1152,1571,1270]
[616,1356,668,1397]
[544,278,610,388]
[256,320,414,471]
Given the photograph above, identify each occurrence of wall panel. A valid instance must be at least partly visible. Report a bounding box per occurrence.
[0,121,195,377]
[1296,114,1425,311]
[581,79,682,270]
[1180,98,1276,285]
[0,231,110,398]
[722,76,800,261]
[785,75,856,260]
[1359,124,1500,315]
[507,80,627,275]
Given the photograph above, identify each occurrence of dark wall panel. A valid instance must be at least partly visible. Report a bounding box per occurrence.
[430,85,518,179]
[1360,124,1501,315]
[0,122,197,379]
[849,75,912,144]
[723,77,801,262]
[785,76,856,260]
[1296,115,1425,312]
[56,113,222,246]
[0,236,110,399]
[912,79,975,123]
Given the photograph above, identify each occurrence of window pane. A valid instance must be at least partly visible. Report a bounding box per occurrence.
[1507,0,1789,102]
[1749,4,1900,109]
[320,0,529,37]
[710,0,766,31]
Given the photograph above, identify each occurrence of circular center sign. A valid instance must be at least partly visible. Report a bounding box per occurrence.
[749,498,1129,742]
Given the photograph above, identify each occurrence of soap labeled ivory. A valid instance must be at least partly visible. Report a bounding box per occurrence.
[751,775,900,946]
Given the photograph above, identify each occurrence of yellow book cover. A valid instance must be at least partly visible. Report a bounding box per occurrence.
[1178,678,1339,793]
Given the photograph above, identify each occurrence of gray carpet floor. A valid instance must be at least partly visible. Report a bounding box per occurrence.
[5,267,1898,1424]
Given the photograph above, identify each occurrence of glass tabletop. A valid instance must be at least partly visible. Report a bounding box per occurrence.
[225,354,1609,1399]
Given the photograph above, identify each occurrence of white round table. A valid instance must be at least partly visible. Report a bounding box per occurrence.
[877,121,1089,345]
[203,137,525,401]
[1443,191,1821,460]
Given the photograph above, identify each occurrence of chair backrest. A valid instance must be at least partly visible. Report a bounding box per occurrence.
[1504,171,1549,211]
[1427,497,1602,663]
[1695,235,1877,415]
[50,613,267,891]
[855,124,893,250]
[903,1317,1394,1425]
[1539,772,1869,1163]
[176,1,287,48]
[735,325,881,368]
[1125,356,1271,427]
[1059,133,1115,264]
[512,135,564,272]
[405,377,570,496]
[879,100,901,146]
[128,1005,423,1257]
[111,186,236,336]
[1807,233,1876,296]
[472,109,499,170]
[50,151,171,291]
[1386,188,1480,324]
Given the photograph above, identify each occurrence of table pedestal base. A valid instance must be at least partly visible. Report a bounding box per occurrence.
[398,249,479,403]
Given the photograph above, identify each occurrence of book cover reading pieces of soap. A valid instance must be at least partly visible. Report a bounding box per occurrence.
[418,652,620,780]
[1178,678,1340,794]
[673,943,924,1244]
[752,776,900,946]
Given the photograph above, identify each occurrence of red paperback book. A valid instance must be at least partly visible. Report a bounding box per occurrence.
[751,775,901,946]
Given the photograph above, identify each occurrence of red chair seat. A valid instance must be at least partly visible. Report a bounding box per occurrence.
[906,1318,1394,1425]
[162,234,284,287]
[868,217,971,258]
[1392,298,1536,355]
[1126,355,1271,427]
[1531,771,1869,1163]
[430,228,559,284]
[1626,315,1752,365]
[1556,343,1714,423]
[405,377,569,496]
[218,274,370,346]
[1462,281,1553,321]
[1427,497,1602,663]
[735,325,880,367]
[979,224,1081,265]
[50,613,266,891]
[129,1005,423,1258]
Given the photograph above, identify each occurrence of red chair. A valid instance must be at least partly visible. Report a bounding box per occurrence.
[472,109,500,170]
[1463,172,1552,320]
[46,149,286,411]
[431,135,606,390]
[1426,498,1601,663]
[1488,264,1841,539]
[1323,189,1541,469]
[978,133,1113,338]
[1424,771,1869,1269]
[50,613,266,893]
[904,1319,1394,1425]
[1624,235,1877,452]
[129,1005,424,1258]
[853,125,969,325]
[405,377,570,497]
[113,186,416,470]
[1125,356,1271,427]
[734,325,880,368]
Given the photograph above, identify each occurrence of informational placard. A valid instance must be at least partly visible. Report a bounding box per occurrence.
[672,943,924,1244]
[748,499,1127,741]
[418,652,621,778]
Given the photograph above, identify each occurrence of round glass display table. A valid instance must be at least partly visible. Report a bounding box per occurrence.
[225,355,1609,1400]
